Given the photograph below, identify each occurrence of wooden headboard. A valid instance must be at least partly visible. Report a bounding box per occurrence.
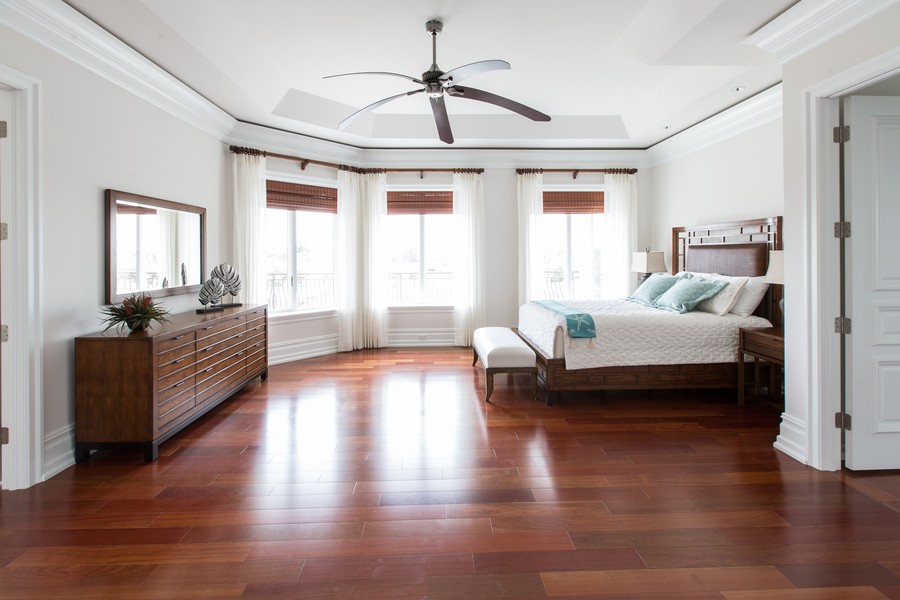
[672,217,783,326]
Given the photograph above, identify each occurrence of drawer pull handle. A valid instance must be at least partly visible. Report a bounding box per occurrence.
[172,334,186,340]
[204,367,213,373]
[203,325,214,330]
[174,382,183,388]
[174,358,185,364]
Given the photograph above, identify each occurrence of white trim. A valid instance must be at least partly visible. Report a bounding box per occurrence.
[387,328,456,347]
[269,308,338,325]
[2,0,787,169]
[0,61,43,490]
[42,423,74,480]
[0,0,235,140]
[745,0,899,65]
[268,334,338,365]
[647,85,782,167]
[773,412,810,464]
[800,46,900,471]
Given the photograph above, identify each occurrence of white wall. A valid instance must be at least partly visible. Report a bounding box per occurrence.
[648,118,785,269]
[0,24,229,478]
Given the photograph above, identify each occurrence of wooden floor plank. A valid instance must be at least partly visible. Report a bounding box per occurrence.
[2,347,900,598]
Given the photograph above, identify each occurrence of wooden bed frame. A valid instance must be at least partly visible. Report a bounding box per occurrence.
[518,216,782,401]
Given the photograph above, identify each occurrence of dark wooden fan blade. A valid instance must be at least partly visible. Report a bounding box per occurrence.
[430,95,454,144]
[446,85,550,122]
[439,60,510,85]
[324,71,425,85]
[338,89,425,130]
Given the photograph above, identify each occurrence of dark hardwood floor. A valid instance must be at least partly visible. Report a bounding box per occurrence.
[3,347,900,599]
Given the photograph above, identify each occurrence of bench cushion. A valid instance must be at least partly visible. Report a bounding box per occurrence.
[473,327,536,369]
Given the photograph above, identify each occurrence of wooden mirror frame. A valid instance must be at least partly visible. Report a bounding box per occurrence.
[105,189,207,304]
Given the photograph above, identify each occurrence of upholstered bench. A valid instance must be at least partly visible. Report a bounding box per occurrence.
[472,327,537,402]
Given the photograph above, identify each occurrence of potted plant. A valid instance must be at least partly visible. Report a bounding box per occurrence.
[100,292,171,333]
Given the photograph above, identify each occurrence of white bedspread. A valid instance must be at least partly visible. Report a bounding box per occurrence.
[518,299,771,370]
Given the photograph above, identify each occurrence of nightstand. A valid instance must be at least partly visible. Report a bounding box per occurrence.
[738,327,784,406]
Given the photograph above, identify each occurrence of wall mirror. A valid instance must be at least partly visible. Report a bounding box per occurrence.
[105,189,206,304]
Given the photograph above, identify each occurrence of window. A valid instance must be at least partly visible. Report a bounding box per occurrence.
[540,190,605,299]
[264,180,336,311]
[385,190,454,305]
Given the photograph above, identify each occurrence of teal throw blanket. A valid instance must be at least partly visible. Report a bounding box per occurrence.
[534,300,596,338]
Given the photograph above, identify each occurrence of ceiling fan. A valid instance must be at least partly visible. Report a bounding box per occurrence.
[325,19,551,144]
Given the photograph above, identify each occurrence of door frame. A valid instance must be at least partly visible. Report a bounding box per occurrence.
[0,62,42,490]
[806,47,900,470]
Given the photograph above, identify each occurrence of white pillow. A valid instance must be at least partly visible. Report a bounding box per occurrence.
[694,274,749,316]
[730,276,770,317]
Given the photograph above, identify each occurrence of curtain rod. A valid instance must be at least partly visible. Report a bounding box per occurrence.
[229,146,483,177]
[516,167,638,179]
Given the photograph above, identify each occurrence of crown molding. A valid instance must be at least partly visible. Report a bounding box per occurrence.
[746,0,899,64]
[4,0,782,169]
[0,0,236,140]
[647,84,782,167]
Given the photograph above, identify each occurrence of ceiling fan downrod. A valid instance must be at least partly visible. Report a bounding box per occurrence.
[424,19,444,96]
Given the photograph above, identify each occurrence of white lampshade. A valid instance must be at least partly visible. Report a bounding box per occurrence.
[765,250,784,284]
[631,251,667,274]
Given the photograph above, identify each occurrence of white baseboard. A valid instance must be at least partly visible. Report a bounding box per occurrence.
[42,423,75,481]
[773,412,809,465]
[387,328,456,347]
[268,334,339,365]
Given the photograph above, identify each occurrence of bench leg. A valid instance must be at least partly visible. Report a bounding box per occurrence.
[485,369,494,402]
[472,348,479,367]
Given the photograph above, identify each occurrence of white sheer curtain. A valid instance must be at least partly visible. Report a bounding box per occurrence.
[231,152,267,304]
[517,171,545,304]
[452,171,485,346]
[336,170,388,350]
[601,172,638,298]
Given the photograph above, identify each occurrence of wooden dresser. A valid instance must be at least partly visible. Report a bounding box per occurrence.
[75,304,268,461]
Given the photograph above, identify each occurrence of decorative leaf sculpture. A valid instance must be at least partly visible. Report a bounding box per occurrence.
[198,277,225,306]
[211,263,242,296]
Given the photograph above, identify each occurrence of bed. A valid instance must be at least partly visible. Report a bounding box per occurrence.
[517,217,782,401]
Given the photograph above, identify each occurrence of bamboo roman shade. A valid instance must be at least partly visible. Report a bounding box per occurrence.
[387,191,453,215]
[542,191,604,214]
[266,180,338,213]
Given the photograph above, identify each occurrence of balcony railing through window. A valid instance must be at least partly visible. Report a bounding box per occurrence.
[266,272,334,311]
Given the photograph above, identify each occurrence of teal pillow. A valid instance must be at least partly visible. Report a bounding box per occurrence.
[628,273,681,306]
[654,277,728,313]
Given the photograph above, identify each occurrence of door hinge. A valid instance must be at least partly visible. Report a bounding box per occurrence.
[833,125,850,143]
[835,411,852,430]
[0,120,7,139]
[835,317,852,334]
[0,324,7,342]
[0,427,8,445]
[833,221,851,238]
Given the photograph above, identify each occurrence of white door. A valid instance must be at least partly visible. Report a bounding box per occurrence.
[0,88,9,484]
[845,95,900,470]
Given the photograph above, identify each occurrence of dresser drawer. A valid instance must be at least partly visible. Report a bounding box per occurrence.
[197,357,247,403]
[196,314,246,343]
[158,372,196,403]
[157,331,195,353]
[157,385,197,428]
[743,336,784,364]
[158,347,196,378]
